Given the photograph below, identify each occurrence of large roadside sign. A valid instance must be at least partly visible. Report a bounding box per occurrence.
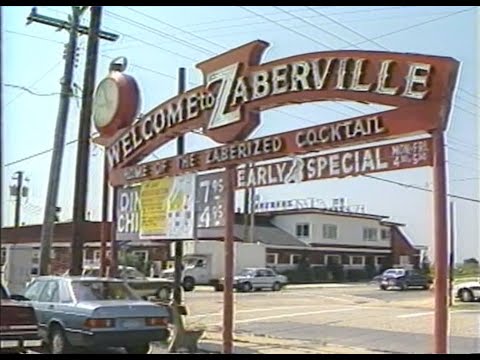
[116,173,196,241]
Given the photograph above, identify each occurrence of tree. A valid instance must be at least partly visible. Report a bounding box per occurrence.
[463,258,479,266]
[421,255,432,276]
[119,252,151,275]
[296,255,312,282]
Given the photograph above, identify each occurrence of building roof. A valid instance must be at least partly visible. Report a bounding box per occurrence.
[251,208,390,222]
[233,224,308,247]
[196,224,309,248]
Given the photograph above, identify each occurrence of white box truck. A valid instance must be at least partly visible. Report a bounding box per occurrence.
[1,245,35,295]
[161,240,266,291]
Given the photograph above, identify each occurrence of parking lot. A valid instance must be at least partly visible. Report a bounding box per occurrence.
[180,284,480,354]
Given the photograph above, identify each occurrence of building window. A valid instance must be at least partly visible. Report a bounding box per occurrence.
[326,255,341,265]
[363,228,378,241]
[266,253,278,265]
[290,254,301,265]
[375,256,386,266]
[295,223,310,238]
[32,249,55,263]
[132,250,149,263]
[350,256,365,266]
[93,250,111,262]
[322,224,338,240]
[381,229,391,240]
[400,255,410,266]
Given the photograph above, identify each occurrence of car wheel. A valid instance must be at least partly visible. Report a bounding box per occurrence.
[241,282,252,292]
[125,343,151,354]
[422,284,430,290]
[157,287,172,301]
[459,289,474,302]
[272,282,281,292]
[182,277,195,292]
[49,325,72,354]
[380,285,387,291]
[214,284,223,292]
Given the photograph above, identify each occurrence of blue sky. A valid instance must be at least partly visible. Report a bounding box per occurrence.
[2,6,479,262]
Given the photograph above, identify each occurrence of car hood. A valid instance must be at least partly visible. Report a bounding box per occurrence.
[454,281,480,289]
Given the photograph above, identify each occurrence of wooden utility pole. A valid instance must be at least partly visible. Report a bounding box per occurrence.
[33,7,81,276]
[29,6,119,276]
[70,6,118,275]
[173,67,186,305]
[12,171,24,227]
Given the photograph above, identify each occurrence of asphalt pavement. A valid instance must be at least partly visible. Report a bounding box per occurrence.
[183,284,480,354]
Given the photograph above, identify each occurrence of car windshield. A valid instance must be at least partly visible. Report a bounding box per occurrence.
[71,281,139,301]
[384,269,403,276]
[239,269,255,276]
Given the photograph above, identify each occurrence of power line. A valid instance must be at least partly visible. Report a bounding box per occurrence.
[4,29,64,45]
[166,6,415,36]
[451,177,480,182]
[4,84,79,98]
[347,6,477,48]
[103,9,215,57]
[459,87,480,101]
[363,174,480,204]
[123,6,226,52]
[277,6,478,115]
[447,146,480,160]
[5,59,63,106]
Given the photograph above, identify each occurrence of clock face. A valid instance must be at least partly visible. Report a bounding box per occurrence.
[93,78,120,128]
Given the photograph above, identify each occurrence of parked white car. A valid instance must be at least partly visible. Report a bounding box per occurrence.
[453,279,480,302]
[222,267,288,292]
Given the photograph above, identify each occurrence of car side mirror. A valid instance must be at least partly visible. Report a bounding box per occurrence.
[10,294,30,301]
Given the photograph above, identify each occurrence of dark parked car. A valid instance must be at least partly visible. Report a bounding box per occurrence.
[20,276,171,354]
[379,269,432,291]
[0,283,40,353]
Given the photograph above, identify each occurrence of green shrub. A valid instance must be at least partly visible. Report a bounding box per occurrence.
[346,269,369,282]
[364,263,377,279]
[312,266,329,282]
[327,263,345,282]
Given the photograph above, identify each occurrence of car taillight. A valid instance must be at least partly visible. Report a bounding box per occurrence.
[145,317,168,326]
[84,318,115,328]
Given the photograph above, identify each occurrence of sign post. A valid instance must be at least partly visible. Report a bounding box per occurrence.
[223,165,236,354]
[432,128,448,354]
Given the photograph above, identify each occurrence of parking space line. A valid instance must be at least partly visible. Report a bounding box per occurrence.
[397,309,480,319]
[205,307,362,326]
[189,304,325,318]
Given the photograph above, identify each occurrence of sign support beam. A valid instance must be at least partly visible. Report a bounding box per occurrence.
[223,165,235,354]
[432,128,448,354]
[173,67,186,305]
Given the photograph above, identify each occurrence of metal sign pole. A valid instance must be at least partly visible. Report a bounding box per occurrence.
[223,165,235,354]
[432,128,449,354]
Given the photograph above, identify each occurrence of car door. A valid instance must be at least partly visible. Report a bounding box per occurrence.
[410,270,426,286]
[263,269,276,288]
[254,270,268,289]
[37,280,61,328]
[23,279,48,338]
